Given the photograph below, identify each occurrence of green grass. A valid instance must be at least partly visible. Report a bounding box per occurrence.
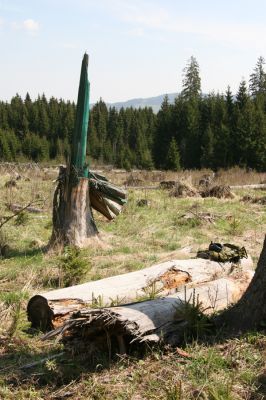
[0,169,266,399]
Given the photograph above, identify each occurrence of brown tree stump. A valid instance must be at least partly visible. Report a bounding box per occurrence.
[49,166,98,249]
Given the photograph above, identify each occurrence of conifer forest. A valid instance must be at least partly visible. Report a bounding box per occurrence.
[1,56,266,171]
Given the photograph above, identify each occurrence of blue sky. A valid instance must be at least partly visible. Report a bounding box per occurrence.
[0,0,266,103]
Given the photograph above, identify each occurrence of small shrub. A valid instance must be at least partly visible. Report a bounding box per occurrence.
[0,291,29,337]
[174,288,213,341]
[58,246,90,287]
[164,381,182,400]
[174,215,201,228]
[226,216,243,236]
[91,293,104,308]
[137,281,164,301]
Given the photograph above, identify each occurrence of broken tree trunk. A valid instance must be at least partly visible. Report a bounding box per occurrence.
[42,270,254,354]
[28,256,253,331]
[49,54,98,248]
[215,234,266,332]
[49,166,98,248]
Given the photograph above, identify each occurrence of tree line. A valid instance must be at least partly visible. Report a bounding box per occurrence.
[0,56,266,171]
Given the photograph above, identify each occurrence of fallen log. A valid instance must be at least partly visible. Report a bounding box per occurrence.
[27,257,253,331]
[125,183,266,191]
[42,270,254,354]
[231,184,266,189]
[7,203,44,213]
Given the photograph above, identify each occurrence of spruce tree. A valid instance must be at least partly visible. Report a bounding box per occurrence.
[200,124,214,168]
[165,137,180,170]
[181,56,201,100]
[234,81,255,167]
[153,95,173,168]
[249,56,266,96]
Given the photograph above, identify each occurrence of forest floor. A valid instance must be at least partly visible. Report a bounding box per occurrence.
[0,165,266,399]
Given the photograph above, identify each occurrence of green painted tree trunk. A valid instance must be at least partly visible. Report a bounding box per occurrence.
[71,53,90,178]
[49,54,98,248]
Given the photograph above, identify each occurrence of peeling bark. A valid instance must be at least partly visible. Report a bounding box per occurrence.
[42,271,254,353]
[28,257,253,331]
[49,167,98,249]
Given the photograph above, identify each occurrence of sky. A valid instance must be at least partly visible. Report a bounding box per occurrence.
[0,0,266,104]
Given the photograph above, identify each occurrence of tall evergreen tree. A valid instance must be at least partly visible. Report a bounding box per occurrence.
[234,81,255,167]
[153,95,173,168]
[165,137,180,170]
[249,56,266,96]
[181,56,201,100]
[200,124,214,168]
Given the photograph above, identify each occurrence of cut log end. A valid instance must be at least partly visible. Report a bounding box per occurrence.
[27,295,53,331]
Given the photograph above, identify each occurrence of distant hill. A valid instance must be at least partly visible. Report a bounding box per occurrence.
[91,93,178,113]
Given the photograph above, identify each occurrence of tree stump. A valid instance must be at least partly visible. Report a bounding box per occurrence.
[48,54,98,249]
[49,166,98,249]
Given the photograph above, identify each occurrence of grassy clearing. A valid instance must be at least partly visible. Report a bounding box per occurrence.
[0,167,265,399]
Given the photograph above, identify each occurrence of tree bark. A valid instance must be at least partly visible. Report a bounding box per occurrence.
[28,256,253,331]
[49,166,98,249]
[216,234,266,332]
[41,273,253,353]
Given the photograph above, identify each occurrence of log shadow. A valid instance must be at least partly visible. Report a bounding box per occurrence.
[4,246,45,259]
[0,346,99,390]
[0,336,149,394]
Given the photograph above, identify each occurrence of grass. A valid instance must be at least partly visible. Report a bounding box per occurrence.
[0,166,265,399]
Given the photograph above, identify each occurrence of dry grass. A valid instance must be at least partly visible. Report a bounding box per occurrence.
[0,165,265,399]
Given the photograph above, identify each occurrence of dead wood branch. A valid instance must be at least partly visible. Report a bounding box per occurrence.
[0,199,46,229]
[6,203,44,214]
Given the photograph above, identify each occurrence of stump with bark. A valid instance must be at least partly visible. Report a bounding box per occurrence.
[49,54,98,249]
[49,166,98,249]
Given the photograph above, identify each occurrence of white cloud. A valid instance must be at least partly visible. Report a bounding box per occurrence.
[127,27,144,37]
[101,0,266,52]
[10,21,19,30]
[23,19,39,32]
[11,18,39,34]
[62,42,79,49]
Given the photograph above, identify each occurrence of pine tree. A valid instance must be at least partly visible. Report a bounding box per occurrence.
[212,94,230,168]
[181,56,201,100]
[181,100,201,169]
[249,96,266,170]
[153,95,173,168]
[249,56,266,96]
[200,124,214,168]
[165,137,180,170]
[234,82,255,167]
[38,103,50,137]
[179,57,202,168]
[236,79,249,109]
[0,102,9,130]
[0,130,12,160]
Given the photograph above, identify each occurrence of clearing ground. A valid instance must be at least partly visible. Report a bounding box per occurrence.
[0,165,266,399]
